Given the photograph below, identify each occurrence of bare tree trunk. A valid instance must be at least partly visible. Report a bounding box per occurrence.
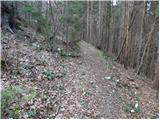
[114,6,137,61]
[98,1,101,47]
[153,55,159,98]
[136,21,156,75]
[87,1,90,42]
[136,1,146,68]
[89,1,93,44]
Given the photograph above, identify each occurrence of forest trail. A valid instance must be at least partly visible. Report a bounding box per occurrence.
[78,41,126,118]
[1,28,158,119]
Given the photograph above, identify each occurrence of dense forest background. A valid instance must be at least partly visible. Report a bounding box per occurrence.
[3,1,158,83]
[1,0,159,119]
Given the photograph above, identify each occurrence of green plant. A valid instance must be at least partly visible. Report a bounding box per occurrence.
[23,63,34,70]
[27,110,37,118]
[1,87,21,118]
[83,91,93,97]
[1,86,37,118]
[107,62,113,69]
[60,64,65,68]
[43,70,55,80]
[42,59,48,65]
[24,89,37,101]
[91,84,96,92]
[19,6,51,35]
[123,103,133,112]
[56,47,65,55]
[19,6,36,13]
[123,91,142,113]
[123,101,141,113]
[32,42,41,50]
[134,102,141,113]
[128,91,142,98]
[80,100,88,108]
[1,87,14,117]
[9,104,20,119]
[56,47,80,58]
[43,70,65,80]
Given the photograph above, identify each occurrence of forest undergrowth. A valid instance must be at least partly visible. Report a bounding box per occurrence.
[1,26,159,119]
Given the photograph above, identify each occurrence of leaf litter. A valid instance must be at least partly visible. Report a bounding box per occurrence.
[1,27,158,119]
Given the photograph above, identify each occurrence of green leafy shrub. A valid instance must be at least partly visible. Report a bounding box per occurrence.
[1,86,21,118]
[19,6,51,35]
[1,86,37,118]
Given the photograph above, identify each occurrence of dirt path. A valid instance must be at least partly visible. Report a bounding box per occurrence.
[78,41,158,119]
[1,29,158,119]
[78,41,126,118]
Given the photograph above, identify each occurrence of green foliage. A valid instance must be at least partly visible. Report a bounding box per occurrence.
[9,104,20,119]
[1,87,15,108]
[19,5,36,14]
[155,6,159,17]
[123,102,141,113]
[24,89,37,101]
[27,110,37,118]
[19,6,51,35]
[43,70,55,80]
[42,59,49,65]
[1,86,21,118]
[123,92,142,113]
[128,92,142,101]
[56,47,65,56]
[56,47,80,58]
[123,103,133,112]
[43,70,65,80]
[106,61,113,70]
[61,15,81,32]
[134,103,141,113]
[1,86,37,118]
[60,1,85,32]
[23,63,34,70]
[80,100,88,108]
[83,91,93,97]
[32,42,42,50]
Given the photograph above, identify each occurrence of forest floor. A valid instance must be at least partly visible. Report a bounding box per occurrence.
[1,27,159,119]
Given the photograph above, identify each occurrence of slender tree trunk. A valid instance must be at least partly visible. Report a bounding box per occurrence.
[87,1,90,42]
[136,21,156,75]
[89,1,93,44]
[153,55,159,98]
[136,1,146,68]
